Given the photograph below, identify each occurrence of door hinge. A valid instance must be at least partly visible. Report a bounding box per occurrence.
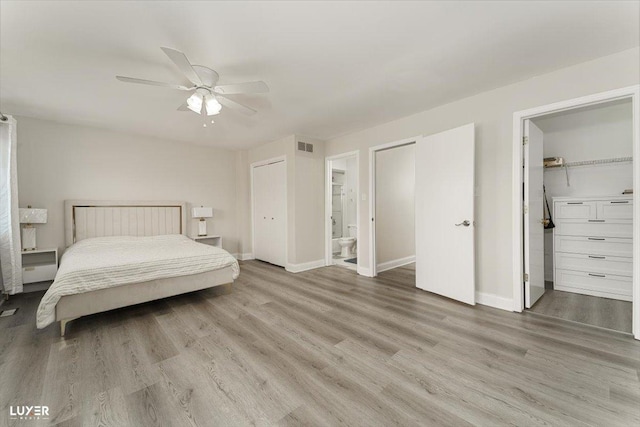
[523,204,528,214]
[523,136,528,145]
[523,273,529,282]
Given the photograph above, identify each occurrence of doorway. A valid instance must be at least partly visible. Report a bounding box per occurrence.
[369,138,417,277]
[325,151,359,271]
[370,125,476,304]
[514,86,640,338]
[373,142,416,275]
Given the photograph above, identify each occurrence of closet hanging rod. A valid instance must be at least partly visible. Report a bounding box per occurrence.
[545,156,632,169]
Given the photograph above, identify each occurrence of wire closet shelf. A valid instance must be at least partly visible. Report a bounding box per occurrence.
[544,156,633,187]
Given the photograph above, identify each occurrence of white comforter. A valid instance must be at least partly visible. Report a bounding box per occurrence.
[37,235,240,328]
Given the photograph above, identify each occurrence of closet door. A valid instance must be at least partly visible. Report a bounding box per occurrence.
[253,164,271,263]
[268,161,287,267]
[524,120,546,308]
[252,160,287,267]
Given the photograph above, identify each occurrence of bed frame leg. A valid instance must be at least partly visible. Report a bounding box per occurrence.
[60,319,72,337]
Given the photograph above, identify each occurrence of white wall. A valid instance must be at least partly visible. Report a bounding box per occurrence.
[17,117,239,255]
[294,136,325,265]
[324,47,639,301]
[375,144,415,266]
[533,100,634,281]
[332,159,346,170]
[345,157,357,231]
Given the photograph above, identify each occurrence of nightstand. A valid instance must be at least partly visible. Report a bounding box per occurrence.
[191,235,222,248]
[22,247,58,291]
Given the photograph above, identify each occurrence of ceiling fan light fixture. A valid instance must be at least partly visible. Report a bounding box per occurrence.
[187,93,203,114]
[205,95,222,116]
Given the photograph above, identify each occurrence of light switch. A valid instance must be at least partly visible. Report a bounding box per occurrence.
[361,193,367,201]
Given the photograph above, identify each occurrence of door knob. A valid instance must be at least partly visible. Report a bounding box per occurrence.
[455,220,471,227]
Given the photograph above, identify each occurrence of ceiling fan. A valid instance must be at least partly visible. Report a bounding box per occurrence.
[116,47,269,121]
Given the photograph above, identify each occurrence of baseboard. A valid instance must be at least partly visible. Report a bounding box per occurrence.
[376,255,416,273]
[357,266,373,277]
[286,259,325,273]
[475,291,513,312]
[235,253,254,261]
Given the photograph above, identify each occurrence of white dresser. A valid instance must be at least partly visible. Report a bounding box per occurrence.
[553,196,633,301]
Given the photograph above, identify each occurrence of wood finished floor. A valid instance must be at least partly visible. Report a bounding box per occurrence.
[529,289,633,334]
[1,260,640,426]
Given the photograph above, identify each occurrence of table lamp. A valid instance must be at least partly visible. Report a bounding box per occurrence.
[19,206,48,251]
[192,206,213,236]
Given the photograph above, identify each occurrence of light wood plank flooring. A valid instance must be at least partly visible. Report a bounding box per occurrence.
[529,289,633,334]
[1,260,639,426]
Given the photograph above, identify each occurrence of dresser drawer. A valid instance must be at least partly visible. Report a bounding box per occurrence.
[554,235,632,258]
[554,201,596,220]
[555,269,632,301]
[554,221,632,238]
[597,200,633,220]
[555,252,632,276]
[22,264,57,284]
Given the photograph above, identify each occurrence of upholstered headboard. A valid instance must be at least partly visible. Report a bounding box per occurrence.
[64,200,187,247]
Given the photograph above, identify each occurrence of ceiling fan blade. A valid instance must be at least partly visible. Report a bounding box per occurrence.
[217,95,257,116]
[116,76,192,91]
[214,81,269,95]
[160,47,203,86]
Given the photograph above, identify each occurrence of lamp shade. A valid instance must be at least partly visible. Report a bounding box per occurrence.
[19,208,47,224]
[192,207,213,218]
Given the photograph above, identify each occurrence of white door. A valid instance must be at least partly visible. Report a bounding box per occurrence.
[253,164,271,263]
[415,123,476,304]
[269,161,287,267]
[524,120,546,307]
[252,160,287,267]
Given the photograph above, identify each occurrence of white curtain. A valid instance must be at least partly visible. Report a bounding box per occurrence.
[0,116,22,295]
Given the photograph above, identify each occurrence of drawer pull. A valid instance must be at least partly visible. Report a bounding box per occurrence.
[567,202,583,205]
[588,237,605,241]
[611,201,629,204]
[588,219,605,222]
[588,273,606,278]
[588,255,605,259]
[24,267,35,271]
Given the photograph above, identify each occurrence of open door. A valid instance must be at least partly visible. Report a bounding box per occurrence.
[524,119,546,308]
[415,123,475,304]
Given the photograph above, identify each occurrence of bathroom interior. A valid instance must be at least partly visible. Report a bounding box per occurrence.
[331,156,357,270]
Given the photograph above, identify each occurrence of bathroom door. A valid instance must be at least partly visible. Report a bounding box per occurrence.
[415,123,476,305]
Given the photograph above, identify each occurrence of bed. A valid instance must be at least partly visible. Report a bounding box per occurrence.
[36,200,239,336]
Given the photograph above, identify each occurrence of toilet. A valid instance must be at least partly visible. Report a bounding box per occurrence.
[338,224,357,257]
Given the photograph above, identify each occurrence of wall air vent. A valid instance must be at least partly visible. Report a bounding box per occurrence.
[298,141,313,153]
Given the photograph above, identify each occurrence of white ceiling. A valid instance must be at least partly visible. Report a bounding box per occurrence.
[1,1,638,150]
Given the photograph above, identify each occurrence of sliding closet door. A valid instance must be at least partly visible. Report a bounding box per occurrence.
[252,160,287,267]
